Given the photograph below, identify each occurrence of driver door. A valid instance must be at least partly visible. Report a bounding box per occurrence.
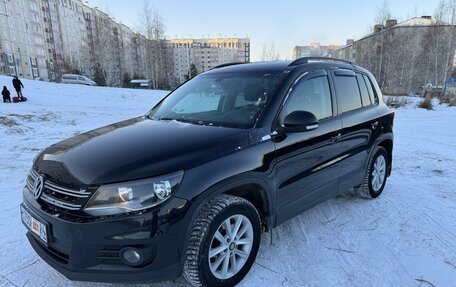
[274,70,343,225]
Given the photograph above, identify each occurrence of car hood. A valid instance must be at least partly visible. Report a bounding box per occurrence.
[33,117,249,186]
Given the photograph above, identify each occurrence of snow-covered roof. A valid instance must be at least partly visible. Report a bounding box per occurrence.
[396,17,441,27]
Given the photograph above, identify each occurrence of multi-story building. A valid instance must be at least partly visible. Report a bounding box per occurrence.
[330,16,456,95]
[292,43,342,59]
[164,37,250,86]
[0,0,48,80]
[39,0,64,81]
[1,1,251,88]
[56,0,91,75]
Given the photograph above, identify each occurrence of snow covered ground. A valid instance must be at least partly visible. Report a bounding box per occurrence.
[0,77,455,287]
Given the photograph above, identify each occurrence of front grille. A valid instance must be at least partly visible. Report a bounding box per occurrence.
[27,169,91,211]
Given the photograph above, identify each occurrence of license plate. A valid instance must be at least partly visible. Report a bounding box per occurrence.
[21,205,48,244]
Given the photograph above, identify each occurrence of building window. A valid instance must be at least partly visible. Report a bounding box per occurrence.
[8,66,16,75]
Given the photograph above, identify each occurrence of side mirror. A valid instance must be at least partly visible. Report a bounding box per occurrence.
[281,111,319,133]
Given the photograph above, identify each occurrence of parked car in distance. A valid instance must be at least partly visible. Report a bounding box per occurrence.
[62,74,96,86]
[130,79,153,89]
[21,57,394,287]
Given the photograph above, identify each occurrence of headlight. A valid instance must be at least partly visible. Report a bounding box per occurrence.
[84,171,183,216]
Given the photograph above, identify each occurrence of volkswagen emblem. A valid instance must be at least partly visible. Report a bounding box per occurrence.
[32,175,45,199]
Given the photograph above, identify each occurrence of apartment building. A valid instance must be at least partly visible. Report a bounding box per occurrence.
[39,0,64,81]
[330,16,456,95]
[1,0,251,88]
[57,0,91,75]
[292,43,342,59]
[164,37,250,86]
[0,0,48,80]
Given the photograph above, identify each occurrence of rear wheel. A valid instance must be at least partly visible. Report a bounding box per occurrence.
[183,194,261,287]
[357,146,389,198]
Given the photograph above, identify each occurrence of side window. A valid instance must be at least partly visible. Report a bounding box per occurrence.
[285,75,332,120]
[334,74,362,113]
[356,74,371,106]
[363,75,378,104]
[78,76,85,81]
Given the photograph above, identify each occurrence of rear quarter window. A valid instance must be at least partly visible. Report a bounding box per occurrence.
[363,75,379,104]
[334,74,362,113]
[356,74,372,107]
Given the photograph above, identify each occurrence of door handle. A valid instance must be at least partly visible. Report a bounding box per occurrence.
[371,121,379,129]
[331,133,342,142]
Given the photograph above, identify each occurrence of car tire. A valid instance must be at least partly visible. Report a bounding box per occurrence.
[183,194,261,287]
[357,146,389,199]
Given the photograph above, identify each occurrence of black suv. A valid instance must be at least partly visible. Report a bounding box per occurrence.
[21,57,394,287]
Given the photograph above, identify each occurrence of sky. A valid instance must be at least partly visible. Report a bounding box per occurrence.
[86,0,441,61]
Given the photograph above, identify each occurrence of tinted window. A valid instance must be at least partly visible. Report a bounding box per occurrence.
[78,76,85,81]
[363,75,378,104]
[334,75,362,113]
[285,75,332,120]
[356,74,371,106]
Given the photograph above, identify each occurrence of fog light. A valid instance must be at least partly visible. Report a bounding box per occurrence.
[121,248,141,265]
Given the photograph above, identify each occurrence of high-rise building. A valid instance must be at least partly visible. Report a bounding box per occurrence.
[39,0,64,81]
[1,1,251,88]
[164,37,250,86]
[56,0,90,75]
[0,0,48,80]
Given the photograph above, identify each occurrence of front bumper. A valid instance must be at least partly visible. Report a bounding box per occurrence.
[21,189,190,283]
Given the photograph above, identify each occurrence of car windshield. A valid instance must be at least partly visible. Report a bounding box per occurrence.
[149,72,283,129]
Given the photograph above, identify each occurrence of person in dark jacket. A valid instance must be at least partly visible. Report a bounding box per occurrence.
[2,86,11,103]
[12,76,24,98]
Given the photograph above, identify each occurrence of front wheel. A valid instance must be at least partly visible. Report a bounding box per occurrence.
[357,146,389,198]
[183,194,261,287]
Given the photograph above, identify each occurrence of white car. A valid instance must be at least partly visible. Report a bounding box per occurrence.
[62,74,96,86]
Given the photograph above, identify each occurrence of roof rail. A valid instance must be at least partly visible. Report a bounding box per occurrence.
[289,57,357,67]
[210,62,246,70]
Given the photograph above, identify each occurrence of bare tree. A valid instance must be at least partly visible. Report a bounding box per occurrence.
[139,1,166,89]
[375,0,392,24]
[261,42,280,61]
[435,0,456,84]
[373,0,393,87]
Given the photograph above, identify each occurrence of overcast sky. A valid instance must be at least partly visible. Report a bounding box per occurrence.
[86,0,440,61]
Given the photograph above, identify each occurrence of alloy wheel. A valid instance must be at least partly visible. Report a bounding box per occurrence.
[208,214,254,280]
[371,155,386,192]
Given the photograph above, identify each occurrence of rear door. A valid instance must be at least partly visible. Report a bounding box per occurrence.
[274,70,343,225]
[330,69,381,192]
